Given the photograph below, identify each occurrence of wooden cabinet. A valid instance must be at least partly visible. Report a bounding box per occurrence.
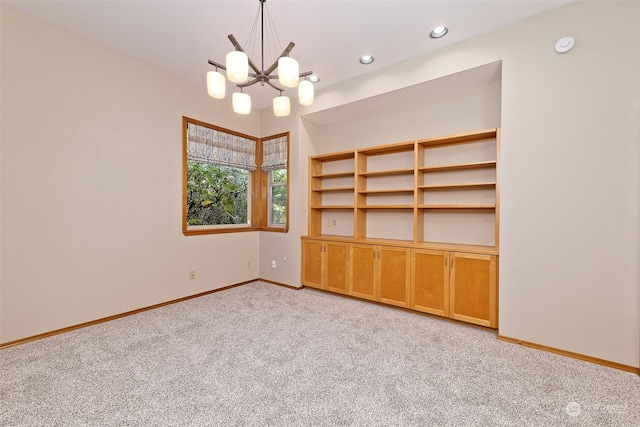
[351,244,410,307]
[325,241,350,294]
[410,249,450,317]
[302,239,324,289]
[377,246,411,307]
[450,252,497,328]
[302,128,500,329]
[410,249,498,328]
[301,239,350,294]
[350,244,377,300]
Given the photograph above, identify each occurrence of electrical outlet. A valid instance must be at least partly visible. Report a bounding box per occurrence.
[247,260,251,268]
[271,260,276,269]
[189,271,196,280]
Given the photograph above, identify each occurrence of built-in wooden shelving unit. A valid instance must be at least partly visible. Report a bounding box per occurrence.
[302,128,500,328]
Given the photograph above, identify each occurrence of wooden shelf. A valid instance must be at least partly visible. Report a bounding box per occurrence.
[358,168,414,177]
[310,205,354,210]
[418,129,497,148]
[358,141,415,155]
[308,127,499,249]
[304,128,500,330]
[358,205,414,210]
[312,186,355,193]
[310,150,355,162]
[311,171,355,179]
[359,188,414,194]
[418,204,495,210]
[420,160,496,173]
[419,182,496,191]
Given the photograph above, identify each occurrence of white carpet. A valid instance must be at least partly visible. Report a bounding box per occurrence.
[1,281,639,426]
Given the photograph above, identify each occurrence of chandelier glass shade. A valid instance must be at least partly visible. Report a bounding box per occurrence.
[298,79,314,106]
[206,0,314,117]
[277,57,300,88]
[232,92,252,115]
[206,71,225,99]
[273,95,291,117]
[225,51,250,83]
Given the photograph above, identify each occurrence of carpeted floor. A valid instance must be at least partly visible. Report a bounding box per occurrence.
[1,281,639,426]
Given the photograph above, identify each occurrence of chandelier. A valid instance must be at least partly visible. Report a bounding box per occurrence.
[206,0,315,117]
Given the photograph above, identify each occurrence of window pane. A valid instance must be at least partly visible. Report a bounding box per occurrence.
[271,169,287,183]
[186,161,249,226]
[270,184,287,225]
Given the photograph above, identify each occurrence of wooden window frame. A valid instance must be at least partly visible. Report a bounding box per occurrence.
[182,117,289,235]
[258,132,290,233]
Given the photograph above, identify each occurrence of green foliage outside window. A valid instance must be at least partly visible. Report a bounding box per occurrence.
[270,169,287,225]
[186,162,249,226]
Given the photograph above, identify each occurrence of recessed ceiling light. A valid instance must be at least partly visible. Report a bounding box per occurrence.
[359,55,374,65]
[308,75,320,83]
[430,26,448,39]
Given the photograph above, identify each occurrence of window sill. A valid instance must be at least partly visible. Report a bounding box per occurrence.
[183,226,258,236]
[183,225,288,236]
[258,226,288,233]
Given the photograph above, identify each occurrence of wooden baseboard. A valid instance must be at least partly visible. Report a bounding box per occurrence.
[304,286,496,332]
[0,278,304,350]
[498,335,640,375]
[259,278,304,290]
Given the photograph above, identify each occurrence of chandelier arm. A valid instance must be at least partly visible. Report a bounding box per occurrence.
[208,60,227,70]
[265,80,284,91]
[237,78,260,88]
[263,42,296,76]
[272,71,313,80]
[228,34,261,74]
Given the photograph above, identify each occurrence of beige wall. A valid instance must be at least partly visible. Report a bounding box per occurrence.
[2,1,639,369]
[0,5,262,342]
[260,1,640,367]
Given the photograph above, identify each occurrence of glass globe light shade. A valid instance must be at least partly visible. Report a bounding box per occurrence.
[226,51,249,83]
[232,92,251,115]
[298,80,314,106]
[273,95,291,117]
[278,57,300,88]
[206,70,226,99]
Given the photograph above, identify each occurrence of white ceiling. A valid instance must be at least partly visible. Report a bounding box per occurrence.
[6,0,573,109]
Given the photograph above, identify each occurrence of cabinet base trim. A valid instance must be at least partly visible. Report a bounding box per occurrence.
[305,286,497,331]
[497,335,640,375]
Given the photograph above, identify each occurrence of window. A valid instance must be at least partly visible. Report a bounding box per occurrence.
[260,134,289,230]
[182,117,289,235]
[268,169,287,226]
[183,117,258,235]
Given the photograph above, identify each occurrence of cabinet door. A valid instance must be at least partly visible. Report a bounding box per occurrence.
[411,249,450,317]
[350,244,377,301]
[301,239,324,289]
[377,246,410,308]
[450,252,497,328]
[325,242,350,294]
